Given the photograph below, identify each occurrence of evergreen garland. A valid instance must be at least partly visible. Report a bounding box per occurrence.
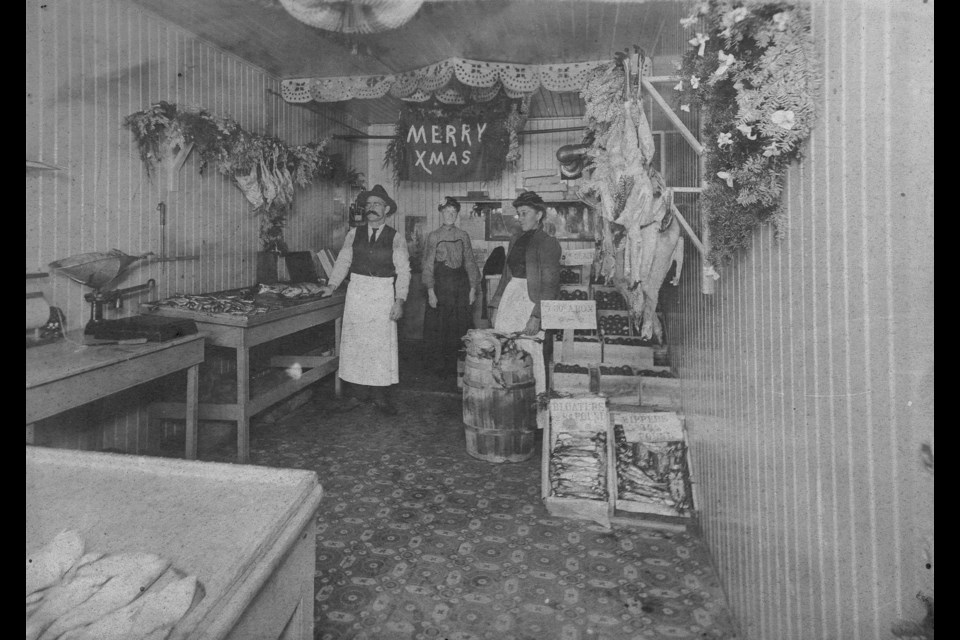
[675,0,819,264]
[124,101,363,252]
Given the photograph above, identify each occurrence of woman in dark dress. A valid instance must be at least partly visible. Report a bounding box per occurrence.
[421,197,481,377]
[487,191,562,395]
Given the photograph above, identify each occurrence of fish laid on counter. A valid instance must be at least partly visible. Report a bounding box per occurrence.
[57,574,200,640]
[256,282,325,298]
[38,554,170,640]
[26,530,85,598]
[27,552,162,640]
[146,293,268,316]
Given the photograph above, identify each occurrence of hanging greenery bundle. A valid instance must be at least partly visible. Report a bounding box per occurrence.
[383,84,527,184]
[674,0,819,264]
[124,101,364,252]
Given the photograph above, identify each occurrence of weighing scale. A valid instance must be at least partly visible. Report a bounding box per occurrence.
[48,249,197,341]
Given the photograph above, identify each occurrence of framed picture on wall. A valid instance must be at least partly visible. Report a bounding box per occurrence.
[484,200,596,241]
[480,203,520,241]
[405,216,426,271]
[541,201,595,241]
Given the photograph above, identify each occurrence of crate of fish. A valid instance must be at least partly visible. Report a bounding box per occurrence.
[541,395,615,528]
[609,408,694,519]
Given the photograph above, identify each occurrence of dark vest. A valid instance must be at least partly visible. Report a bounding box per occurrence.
[350,224,398,278]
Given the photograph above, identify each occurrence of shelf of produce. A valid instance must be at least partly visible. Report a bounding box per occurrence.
[26,445,323,640]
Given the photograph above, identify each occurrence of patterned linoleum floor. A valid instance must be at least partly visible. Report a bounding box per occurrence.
[166,348,739,640]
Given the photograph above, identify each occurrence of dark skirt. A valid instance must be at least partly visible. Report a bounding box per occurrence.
[423,262,472,374]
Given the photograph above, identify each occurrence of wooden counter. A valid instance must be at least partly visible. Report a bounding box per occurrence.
[145,292,344,463]
[26,332,205,457]
[26,445,323,640]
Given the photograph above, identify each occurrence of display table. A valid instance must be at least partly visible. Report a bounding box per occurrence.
[26,331,205,457]
[26,445,323,640]
[145,291,345,463]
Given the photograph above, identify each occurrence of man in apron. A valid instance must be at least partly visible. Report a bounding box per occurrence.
[320,185,410,415]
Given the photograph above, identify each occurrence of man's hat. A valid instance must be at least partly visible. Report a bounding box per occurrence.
[357,184,398,216]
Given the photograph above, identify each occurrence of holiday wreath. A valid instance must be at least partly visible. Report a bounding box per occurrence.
[674,0,819,264]
[124,101,363,252]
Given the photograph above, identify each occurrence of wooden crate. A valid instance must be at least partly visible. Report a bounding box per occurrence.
[601,340,656,367]
[559,266,586,286]
[639,375,682,409]
[553,335,602,362]
[542,395,615,528]
[596,309,633,337]
[591,285,629,311]
[599,371,641,405]
[608,408,694,529]
[558,284,591,301]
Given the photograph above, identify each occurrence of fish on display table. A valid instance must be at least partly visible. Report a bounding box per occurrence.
[26,530,85,598]
[37,554,170,640]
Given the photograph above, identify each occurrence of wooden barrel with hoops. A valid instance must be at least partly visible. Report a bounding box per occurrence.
[462,351,536,463]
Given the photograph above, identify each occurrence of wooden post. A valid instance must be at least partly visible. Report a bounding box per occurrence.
[696,113,717,295]
[641,78,704,157]
[670,201,707,257]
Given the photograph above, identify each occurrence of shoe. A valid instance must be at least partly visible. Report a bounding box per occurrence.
[372,398,398,416]
[334,396,364,413]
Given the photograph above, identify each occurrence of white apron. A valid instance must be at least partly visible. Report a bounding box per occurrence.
[493,277,547,395]
[339,274,399,386]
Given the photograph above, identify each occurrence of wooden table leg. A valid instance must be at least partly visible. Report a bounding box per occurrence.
[185,363,199,460]
[236,346,251,464]
[334,316,342,399]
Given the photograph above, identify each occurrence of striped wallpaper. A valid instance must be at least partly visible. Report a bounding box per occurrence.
[27,2,934,638]
[26,0,366,451]
[669,1,935,638]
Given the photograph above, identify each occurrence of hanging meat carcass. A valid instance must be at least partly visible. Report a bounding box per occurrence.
[579,55,683,342]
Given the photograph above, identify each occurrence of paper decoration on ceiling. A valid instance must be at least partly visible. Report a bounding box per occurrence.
[278,0,424,34]
[280,57,609,103]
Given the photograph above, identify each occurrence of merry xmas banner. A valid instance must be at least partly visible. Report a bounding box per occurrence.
[399,117,500,182]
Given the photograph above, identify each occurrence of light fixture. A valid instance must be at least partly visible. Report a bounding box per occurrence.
[278,0,425,34]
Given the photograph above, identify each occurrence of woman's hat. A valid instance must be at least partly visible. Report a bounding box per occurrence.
[511,190,546,213]
[357,184,398,216]
[438,196,461,212]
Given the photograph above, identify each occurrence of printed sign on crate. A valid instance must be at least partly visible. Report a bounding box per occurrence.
[560,248,595,266]
[541,300,597,330]
[549,396,608,434]
[611,410,684,442]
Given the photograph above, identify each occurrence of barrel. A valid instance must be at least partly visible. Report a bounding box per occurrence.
[462,352,536,463]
